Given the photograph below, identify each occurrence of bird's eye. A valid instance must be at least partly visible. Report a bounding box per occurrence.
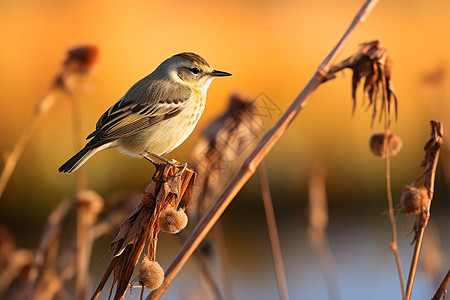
[190,67,200,74]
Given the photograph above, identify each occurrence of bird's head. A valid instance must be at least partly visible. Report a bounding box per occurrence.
[160,52,231,94]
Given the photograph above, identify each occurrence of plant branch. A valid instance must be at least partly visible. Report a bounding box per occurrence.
[72,91,90,300]
[0,92,59,198]
[382,67,405,298]
[385,148,405,299]
[404,121,443,300]
[307,161,342,300]
[0,45,97,200]
[258,161,289,300]
[432,268,450,300]
[148,1,380,298]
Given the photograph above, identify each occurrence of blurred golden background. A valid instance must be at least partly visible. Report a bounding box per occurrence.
[0,0,449,299]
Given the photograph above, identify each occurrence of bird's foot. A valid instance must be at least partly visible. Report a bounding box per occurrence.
[144,153,188,182]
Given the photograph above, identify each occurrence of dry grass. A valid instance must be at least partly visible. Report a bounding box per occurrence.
[0,189,139,299]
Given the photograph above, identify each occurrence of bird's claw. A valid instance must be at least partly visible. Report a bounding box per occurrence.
[144,153,188,182]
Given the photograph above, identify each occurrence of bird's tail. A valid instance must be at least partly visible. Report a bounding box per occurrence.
[58,147,97,173]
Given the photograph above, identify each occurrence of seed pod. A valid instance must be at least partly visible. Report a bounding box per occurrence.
[399,185,428,215]
[158,207,188,234]
[369,131,402,158]
[138,256,164,290]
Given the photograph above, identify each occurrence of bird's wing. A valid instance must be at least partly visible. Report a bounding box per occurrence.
[85,78,191,148]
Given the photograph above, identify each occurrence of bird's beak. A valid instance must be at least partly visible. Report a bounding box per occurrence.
[210,70,232,77]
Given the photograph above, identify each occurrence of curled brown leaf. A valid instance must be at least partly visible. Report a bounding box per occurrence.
[329,40,398,125]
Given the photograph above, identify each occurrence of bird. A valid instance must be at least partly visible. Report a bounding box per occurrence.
[58,52,231,173]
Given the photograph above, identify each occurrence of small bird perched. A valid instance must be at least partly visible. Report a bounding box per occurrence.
[58,52,231,173]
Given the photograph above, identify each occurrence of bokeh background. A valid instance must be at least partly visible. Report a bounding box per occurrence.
[1,0,449,299]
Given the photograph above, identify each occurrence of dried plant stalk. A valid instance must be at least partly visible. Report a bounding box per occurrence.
[431,268,450,300]
[76,191,104,300]
[0,45,98,199]
[189,93,260,300]
[344,40,407,298]
[148,1,380,298]
[0,227,34,299]
[92,163,196,300]
[190,93,260,219]
[404,121,443,300]
[383,128,405,299]
[307,161,342,300]
[0,192,139,299]
[258,162,289,300]
[26,199,72,300]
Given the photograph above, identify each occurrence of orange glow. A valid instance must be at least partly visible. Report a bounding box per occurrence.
[0,0,449,202]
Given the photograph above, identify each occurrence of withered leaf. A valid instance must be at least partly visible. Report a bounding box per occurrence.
[330,40,398,126]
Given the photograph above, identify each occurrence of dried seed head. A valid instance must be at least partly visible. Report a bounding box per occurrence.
[138,256,164,290]
[399,185,428,215]
[158,207,188,234]
[328,41,398,124]
[369,131,402,157]
[64,45,99,73]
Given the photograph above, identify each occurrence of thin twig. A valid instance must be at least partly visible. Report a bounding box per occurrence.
[258,161,289,300]
[0,45,97,199]
[385,146,405,299]
[193,248,226,300]
[148,1,380,298]
[0,91,59,198]
[211,222,234,300]
[76,191,103,300]
[177,228,227,300]
[405,228,425,300]
[307,161,342,300]
[382,68,405,298]
[72,91,90,300]
[432,268,450,300]
[26,199,72,299]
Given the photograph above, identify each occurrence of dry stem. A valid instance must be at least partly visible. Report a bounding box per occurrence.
[148,1,380,298]
[72,83,90,300]
[258,161,289,300]
[0,45,97,199]
[307,161,342,300]
[404,121,443,300]
[26,199,72,299]
[0,91,59,198]
[382,67,405,298]
[76,191,103,300]
[0,248,33,298]
[189,93,259,300]
[432,268,450,300]
[384,134,405,299]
